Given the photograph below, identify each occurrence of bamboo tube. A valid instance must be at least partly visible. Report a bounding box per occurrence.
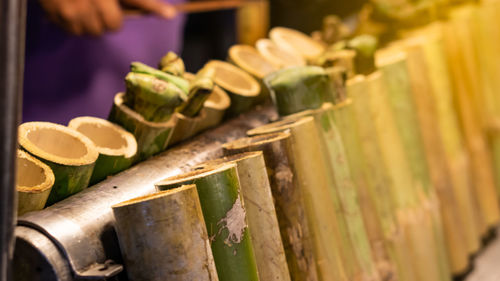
[18,122,99,206]
[112,185,219,281]
[312,50,356,79]
[441,8,500,232]
[108,92,176,161]
[255,38,306,69]
[406,26,482,257]
[375,50,451,280]
[155,163,259,281]
[68,117,137,185]
[223,132,318,281]
[176,69,214,118]
[236,0,269,45]
[130,61,189,93]
[196,152,291,281]
[264,66,332,116]
[16,150,55,215]
[247,117,347,281]
[204,60,261,117]
[362,71,446,281]
[269,27,326,61]
[282,104,380,281]
[347,76,415,281]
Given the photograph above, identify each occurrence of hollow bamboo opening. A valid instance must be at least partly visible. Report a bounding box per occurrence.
[205,60,260,97]
[113,184,195,209]
[16,150,54,193]
[229,45,278,78]
[269,27,325,60]
[256,38,306,68]
[156,162,237,186]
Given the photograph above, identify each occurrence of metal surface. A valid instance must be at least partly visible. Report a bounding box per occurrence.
[0,0,27,280]
[14,105,276,281]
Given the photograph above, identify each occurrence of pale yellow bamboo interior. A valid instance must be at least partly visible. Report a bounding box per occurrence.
[27,128,88,159]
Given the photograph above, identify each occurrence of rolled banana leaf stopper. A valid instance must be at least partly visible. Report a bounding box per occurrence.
[130,61,189,93]
[125,72,187,122]
[265,66,332,116]
[176,68,215,117]
[347,34,378,75]
[158,51,185,76]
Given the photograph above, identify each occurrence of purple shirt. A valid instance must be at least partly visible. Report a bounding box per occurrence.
[23,1,186,124]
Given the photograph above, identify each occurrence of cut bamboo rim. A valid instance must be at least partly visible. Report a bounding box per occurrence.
[255,38,306,68]
[156,163,259,281]
[112,185,219,281]
[196,151,291,281]
[269,27,326,60]
[222,131,319,281]
[18,122,99,205]
[228,45,279,79]
[204,60,261,116]
[248,116,348,281]
[108,92,177,161]
[68,117,137,159]
[16,150,55,215]
[68,116,137,184]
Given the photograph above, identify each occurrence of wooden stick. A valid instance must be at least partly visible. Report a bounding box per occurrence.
[156,163,259,281]
[16,150,54,215]
[18,122,98,206]
[124,0,246,17]
[197,152,291,281]
[112,185,219,281]
[108,92,176,162]
[223,132,319,281]
[248,117,348,281]
[68,116,137,185]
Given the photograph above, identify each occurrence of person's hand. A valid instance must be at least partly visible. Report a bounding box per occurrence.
[38,0,177,36]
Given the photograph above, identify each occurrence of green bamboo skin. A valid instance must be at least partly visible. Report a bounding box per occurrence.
[124,72,187,122]
[130,61,189,93]
[347,77,415,281]
[363,71,446,281]
[265,66,332,116]
[155,164,259,281]
[204,60,261,118]
[16,150,55,215]
[442,8,500,233]
[168,111,209,145]
[18,122,99,206]
[248,117,347,281]
[112,185,219,281]
[283,104,381,281]
[158,51,185,77]
[108,93,176,162]
[223,132,319,281]
[197,152,291,281]
[376,51,451,281]
[68,117,137,185]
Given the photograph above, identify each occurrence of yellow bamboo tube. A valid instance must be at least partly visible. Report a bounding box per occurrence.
[248,117,347,281]
[441,10,500,232]
[362,71,445,281]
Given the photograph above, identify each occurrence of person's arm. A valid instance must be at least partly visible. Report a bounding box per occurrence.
[38,0,177,36]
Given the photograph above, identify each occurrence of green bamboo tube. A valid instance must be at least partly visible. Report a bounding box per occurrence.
[255,38,306,69]
[16,150,55,215]
[197,152,291,281]
[375,50,451,280]
[248,117,347,281]
[155,163,259,281]
[347,76,415,281]
[408,26,483,257]
[112,185,219,281]
[363,71,446,281]
[222,132,318,281]
[200,84,231,128]
[204,60,261,117]
[269,27,326,61]
[282,104,381,281]
[124,72,187,122]
[130,61,189,93]
[108,92,176,161]
[18,122,99,206]
[158,51,185,77]
[68,117,137,185]
[442,8,500,232]
[264,66,332,116]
